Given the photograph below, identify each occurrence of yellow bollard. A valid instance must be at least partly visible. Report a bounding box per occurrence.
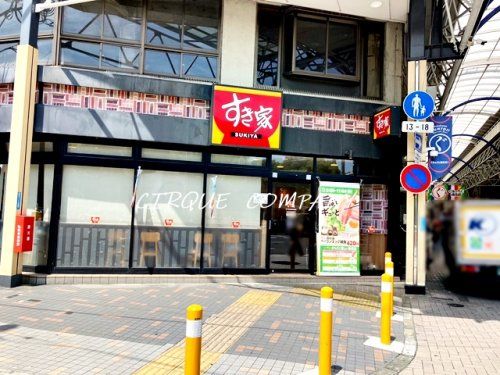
[380,273,392,345]
[386,261,394,316]
[384,252,392,269]
[185,304,203,375]
[319,286,334,375]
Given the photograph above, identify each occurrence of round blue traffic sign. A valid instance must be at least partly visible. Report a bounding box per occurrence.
[400,164,432,193]
[403,91,435,120]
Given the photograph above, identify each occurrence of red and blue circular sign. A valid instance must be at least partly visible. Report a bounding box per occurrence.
[400,164,432,193]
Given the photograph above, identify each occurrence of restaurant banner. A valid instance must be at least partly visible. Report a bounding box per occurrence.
[211,85,282,149]
[316,181,360,276]
[428,116,453,181]
[373,107,391,140]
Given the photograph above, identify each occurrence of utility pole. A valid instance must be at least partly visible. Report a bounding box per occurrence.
[0,0,39,287]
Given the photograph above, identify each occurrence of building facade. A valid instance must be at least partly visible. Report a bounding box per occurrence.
[0,0,406,276]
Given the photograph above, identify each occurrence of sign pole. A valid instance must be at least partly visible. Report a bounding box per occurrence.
[404,61,428,294]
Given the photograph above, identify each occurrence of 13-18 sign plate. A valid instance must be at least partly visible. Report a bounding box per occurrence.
[402,121,434,133]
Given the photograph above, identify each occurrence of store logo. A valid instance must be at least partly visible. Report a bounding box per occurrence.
[468,215,496,236]
[90,216,100,224]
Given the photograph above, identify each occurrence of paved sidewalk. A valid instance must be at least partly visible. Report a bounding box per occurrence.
[0,283,406,374]
[401,280,500,375]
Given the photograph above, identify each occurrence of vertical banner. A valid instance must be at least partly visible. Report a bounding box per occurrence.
[429,116,453,181]
[317,182,360,276]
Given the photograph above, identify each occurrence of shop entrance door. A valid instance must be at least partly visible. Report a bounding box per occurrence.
[269,181,314,272]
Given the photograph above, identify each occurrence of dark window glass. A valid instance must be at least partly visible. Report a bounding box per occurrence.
[60,40,100,68]
[327,22,357,76]
[183,0,219,51]
[316,158,354,175]
[272,155,313,173]
[295,18,326,73]
[62,1,102,37]
[103,0,142,41]
[256,10,280,86]
[183,53,216,79]
[102,44,140,70]
[146,0,182,48]
[144,49,180,76]
[0,42,17,65]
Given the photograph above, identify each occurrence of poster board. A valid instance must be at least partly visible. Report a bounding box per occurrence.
[316,181,361,276]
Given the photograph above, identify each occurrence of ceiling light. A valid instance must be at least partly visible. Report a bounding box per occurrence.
[370,0,383,8]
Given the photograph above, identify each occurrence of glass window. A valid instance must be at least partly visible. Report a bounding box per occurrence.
[103,0,142,41]
[256,9,280,86]
[204,175,267,269]
[0,40,52,66]
[211,154,266,167]
[60,40,100,68]
[23,164,54,267]
[327,22,357,76]
[101,44,140,70]
[295,17,326,73]
[144,49,180,76]
[133,170,203,268]
[38,39,53,65]
[0,0,54,37]
[146,0,182,48]
[0,42,17,65]
[316,158,354,175]
[293,15,359,80]
[57,166,134,268]
[142,148,202,162]
[272,155,313,172]
[62,1,103,37]
[68,143,132,157]
[32,142,54,152]
[0,0,23,37]
[183,0,219,51]
[182,54,217,79]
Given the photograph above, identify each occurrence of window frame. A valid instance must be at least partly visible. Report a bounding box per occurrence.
[291,14,361,82]
[57,0,221,80]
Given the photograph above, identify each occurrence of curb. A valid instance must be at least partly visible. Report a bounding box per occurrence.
[371,295,417,374]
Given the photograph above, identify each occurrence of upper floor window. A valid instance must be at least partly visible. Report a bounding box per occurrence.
[256,8,280,87]
[60,0,220,80]
[293,15,359,81]
[0,0,55,65]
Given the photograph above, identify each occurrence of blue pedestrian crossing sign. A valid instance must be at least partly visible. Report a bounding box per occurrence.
[403,91,435,120]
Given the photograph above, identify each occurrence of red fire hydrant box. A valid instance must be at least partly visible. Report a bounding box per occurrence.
[14,215,35,253]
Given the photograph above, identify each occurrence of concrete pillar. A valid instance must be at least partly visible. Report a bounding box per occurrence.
[405,61,427,294]
[383,22,404,104]
[0,0,38,287]
[219,0,257,87]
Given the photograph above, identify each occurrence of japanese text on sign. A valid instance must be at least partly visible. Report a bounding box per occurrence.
[212,86,282,149]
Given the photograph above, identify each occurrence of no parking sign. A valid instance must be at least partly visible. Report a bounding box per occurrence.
[400,164,432,194]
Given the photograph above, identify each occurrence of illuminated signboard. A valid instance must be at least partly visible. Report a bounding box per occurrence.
[211,85,282,149]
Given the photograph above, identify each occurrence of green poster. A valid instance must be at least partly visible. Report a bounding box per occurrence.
[316,182,360,276]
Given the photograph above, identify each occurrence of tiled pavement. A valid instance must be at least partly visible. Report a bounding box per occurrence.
[0,283,407,374]
[400,280,500,375]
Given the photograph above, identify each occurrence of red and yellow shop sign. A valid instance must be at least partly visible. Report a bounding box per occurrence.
[211,85,282,149]
[373,107,392,140]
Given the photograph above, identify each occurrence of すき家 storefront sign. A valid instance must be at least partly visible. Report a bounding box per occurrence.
[317,182,360,276]
[211,85,282,149]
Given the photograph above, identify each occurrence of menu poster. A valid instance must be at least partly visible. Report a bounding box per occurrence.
[317,181,361,276]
